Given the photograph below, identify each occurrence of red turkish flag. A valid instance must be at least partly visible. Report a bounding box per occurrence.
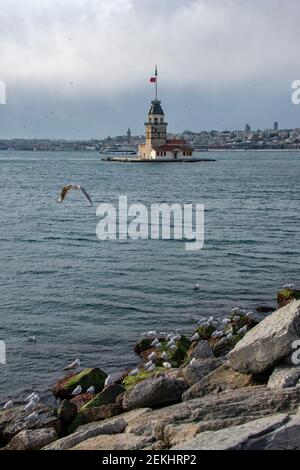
[150,77,156,83]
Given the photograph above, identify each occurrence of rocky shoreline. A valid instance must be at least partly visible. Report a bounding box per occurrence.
[1,287,300,451]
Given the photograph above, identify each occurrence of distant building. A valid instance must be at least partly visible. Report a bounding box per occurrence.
[245,123,251,133]
[274,121,279,131]
[127,128,132,143]
[138,68,193,160]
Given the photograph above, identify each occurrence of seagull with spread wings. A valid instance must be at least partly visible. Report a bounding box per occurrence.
[58,185,93,206]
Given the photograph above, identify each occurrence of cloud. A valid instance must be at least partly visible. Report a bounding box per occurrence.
[0,0,300,97]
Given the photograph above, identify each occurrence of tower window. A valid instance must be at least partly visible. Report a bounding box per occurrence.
[154,118,158,124]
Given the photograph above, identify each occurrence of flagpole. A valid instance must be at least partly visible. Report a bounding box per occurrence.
[155,65,158,100]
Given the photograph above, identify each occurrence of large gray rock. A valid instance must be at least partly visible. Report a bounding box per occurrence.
[0,404,61,445]
[171,414,289,450]
[244,414,300,450]
[188,341,214,360]
[44,416,126,450]
[122,376,187,411]
[228,300,300,374]
[126,386,300,438]
[267,365,300,389]
[182,364,255,401]
[70,432,154,450]
[6,428,58,450]
[182,358,224,386]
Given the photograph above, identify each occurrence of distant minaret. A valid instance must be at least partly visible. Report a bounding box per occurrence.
[144,66,167,148]
[245,123,251,134]
[127,127,132,143]
[274,121,279,131]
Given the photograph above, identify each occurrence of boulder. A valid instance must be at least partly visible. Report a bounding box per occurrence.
[267,364,300,389]
[6,428,58,450]
[44,417,127,450]
[188,341,214,360]
[82,384,125,409]
[256,306,275,314]
[182,364,255,401]
[243,414,300,450]
[171,414,289,450]
[58,400,77,427]
[181,358,224,386]
[122,376,188,411]
[278,288,300,308]
[0,404,61,445]
[70,432,154,450]
[70,393,95,411]
[125,386,300,439]
[53,368,107,399]
[81,404,123,423]
[228,300,300,374]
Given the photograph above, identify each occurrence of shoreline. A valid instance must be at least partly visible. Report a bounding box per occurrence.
[2,287,300,450]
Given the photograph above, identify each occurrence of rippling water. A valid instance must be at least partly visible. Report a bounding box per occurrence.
[0,150,299,401]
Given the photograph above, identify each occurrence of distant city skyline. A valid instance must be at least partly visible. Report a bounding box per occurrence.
[0,0,300,139]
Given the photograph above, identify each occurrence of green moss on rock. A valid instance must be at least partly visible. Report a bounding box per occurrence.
[196,324,216,340]
[53,368,107,399]
[167,335,191,367]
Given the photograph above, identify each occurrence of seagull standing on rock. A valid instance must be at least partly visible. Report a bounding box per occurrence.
[148,352,157,362]
[163,362,172,369]
[25,412,39,423]
[3,400,13,410]
[25,400,37,413]
[86,386,95,394]
[71,385,82,396]
[191,332,200,342]
[128,368,139,377]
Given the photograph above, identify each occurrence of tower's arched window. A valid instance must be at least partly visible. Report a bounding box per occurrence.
[154,117,158,124]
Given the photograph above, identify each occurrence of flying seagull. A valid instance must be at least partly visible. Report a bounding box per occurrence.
[58,185,92,206]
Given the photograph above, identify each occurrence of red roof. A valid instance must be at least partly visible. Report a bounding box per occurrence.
[155,138,193,152]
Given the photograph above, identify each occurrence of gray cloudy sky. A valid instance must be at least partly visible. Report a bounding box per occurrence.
[0,0,300,138]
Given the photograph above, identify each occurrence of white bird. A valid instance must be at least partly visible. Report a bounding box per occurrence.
[147,331,157,337]
[163,362,172,369]
[193,283,200,291]
[245,311,253,318]
[231,307,241,314]
[161,351,168,360]
[25,411,39,423]
[167,339,176,349]
[71,385,82,396]
[86,386,95,394]
[154,342,162,350]
[159,332,167,337]
[222,318,231,324]
[207,316,215,325]
[190,358,197,366]
[129,368,139,377]
[58,184,92,206]
[25,400,36,413]
[148,364,156,372]
[227,333,233,339]
[169,344,177,351]
[191,332,200,342]
[64,359,81,371]
[148,352,157,361]
[232,315,241,322]
[28,336,37,343]
[25,392,39,403]
[237,326,248,335]
[283,283,295,289]
[211,330,224,339]
[150,338,159,347]
[104,375,113,387]
[3,400,13,410]
[145,360,154,369]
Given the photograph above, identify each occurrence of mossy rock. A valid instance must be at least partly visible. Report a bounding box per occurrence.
[66,412,86,435]
[211,334,243,357]
[196,324,216,340]
[166,335,191,367]
[134,338,153,355]
[53,368,107,399]
[278,289,300,308]
[82,384,125,410]
[122,368,165,391]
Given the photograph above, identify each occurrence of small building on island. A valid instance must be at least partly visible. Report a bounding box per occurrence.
[138,68,193,161]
